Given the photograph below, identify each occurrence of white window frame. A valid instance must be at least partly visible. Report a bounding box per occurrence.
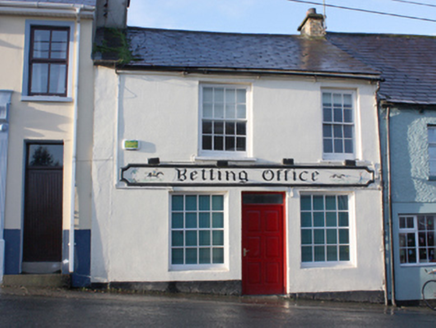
[21,20,75,102]
[428,126,436,178]
[321,89,356,161]
[198,83,251,159]
[300,192,355,268]
[169,192,228,271]
[398,214,436,266]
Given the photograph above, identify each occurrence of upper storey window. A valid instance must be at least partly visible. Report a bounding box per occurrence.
[29,26,69,96]
[200,85,248,157]
[322,91,355,160]
[22,21,74,102]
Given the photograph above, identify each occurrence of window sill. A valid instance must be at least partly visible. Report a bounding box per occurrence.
[21,96,73,103]
[169,265,228,271]
[301,262,355,269]
[194,155,257,163]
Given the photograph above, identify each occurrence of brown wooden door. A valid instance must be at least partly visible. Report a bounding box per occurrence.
[242,193,285,295]
[23,143,63,262]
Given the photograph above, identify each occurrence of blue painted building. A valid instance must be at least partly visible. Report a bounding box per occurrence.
[328,33,436,303]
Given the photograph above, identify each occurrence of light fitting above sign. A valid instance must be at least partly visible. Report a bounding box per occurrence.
[120,164,374,187]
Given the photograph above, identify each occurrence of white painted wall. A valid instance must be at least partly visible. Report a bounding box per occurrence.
[92,66,384,293]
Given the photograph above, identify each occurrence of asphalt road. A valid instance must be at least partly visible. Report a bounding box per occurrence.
[0,288,435,327]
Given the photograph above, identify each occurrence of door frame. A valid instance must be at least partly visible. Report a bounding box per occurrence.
[241,191,287,295]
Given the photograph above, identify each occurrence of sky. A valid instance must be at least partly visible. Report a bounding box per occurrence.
[127,0,436,36]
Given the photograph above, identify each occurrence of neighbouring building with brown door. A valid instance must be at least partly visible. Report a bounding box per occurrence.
[0,0,96,286]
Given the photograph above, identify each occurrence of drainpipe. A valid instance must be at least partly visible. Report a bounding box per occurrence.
[386,106,397,306]
[68,6,82,273]
[375,82,389,306]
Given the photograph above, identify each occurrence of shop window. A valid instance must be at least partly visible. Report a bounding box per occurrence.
[171,194,225,267]
[428,126,436,177]
[22,21,74,101]
[300,194,350,264]
[399,215,436,265]
[200,85,248,157]
[322,91,355,160]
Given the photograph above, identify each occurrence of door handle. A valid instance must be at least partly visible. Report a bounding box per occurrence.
[243,248,250,257]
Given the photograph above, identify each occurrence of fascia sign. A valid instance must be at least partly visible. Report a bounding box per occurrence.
[120,164,375,187]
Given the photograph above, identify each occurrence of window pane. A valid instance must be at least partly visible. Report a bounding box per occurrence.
[327,246,338,261]
[314,246,325,261]
[407,233,416,247]
[203,103,213,118]
[212,212,224,228]
[212,231,224,246]
[172,249,183,264]
[172,195,183,211]
[407,249,417,263]
[323,107,332,122]
[326,212,337,227]
[301,196,312,210]
[322,92,332,106]
[301,212,312,227]
[199,195,210,210]
[49,64,67,94]
[199,248,211,264]
[325,196,336,210]
[313,196,324,210]
[339,246,350,261]
[338,196,348,210]
[212,196,223,210]
[326,229,337,244]
[344,140,353,153]
[225,122,235,135]
[302,246,313,262]
[338,212,349,227]
[225,136,235,151]
[31,64,48,93]
[214,88,224,102]
[323,139,333,153]
[185,196,197,210]
[203,87,213,102]
[186,249,197,264]
[33,29,50,58]
[225,89,235,102]
[301,230,312,244]
[186,213,197,228]
[334,139,343,153]
[339,229,349,244]
[202,136,212,150]
[236,89,246,102]
[214,136,223,150]
[199,231,210,246]
[225,104,236,119]
[28,144,63,167]
[172,231,183,247]
[199,213,210,228]
[314,229,324,244]
[237,104,246,119]
[212,248,224,263]
[50,30,68,59]
[236,137,246,151]
[172,213,183,229]
[186,231,197,246]
[313,212,324,227]
[236,122,246,136]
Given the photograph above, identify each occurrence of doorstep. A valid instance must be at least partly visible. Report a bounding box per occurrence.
[2,274,70,288]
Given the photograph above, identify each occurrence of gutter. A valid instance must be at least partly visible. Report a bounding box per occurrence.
[0,1,94,18]
[109,66,381,81]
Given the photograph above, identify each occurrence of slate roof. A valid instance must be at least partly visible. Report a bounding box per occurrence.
[117,27,379,77]
[1,0,95,6]
[97,26,436,105]
[327,33,436,105]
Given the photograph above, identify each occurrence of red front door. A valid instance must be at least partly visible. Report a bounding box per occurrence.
[242,193,285,295]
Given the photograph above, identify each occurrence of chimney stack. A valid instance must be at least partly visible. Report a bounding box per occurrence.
[96,0,130,29]
[298,8,326,38]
